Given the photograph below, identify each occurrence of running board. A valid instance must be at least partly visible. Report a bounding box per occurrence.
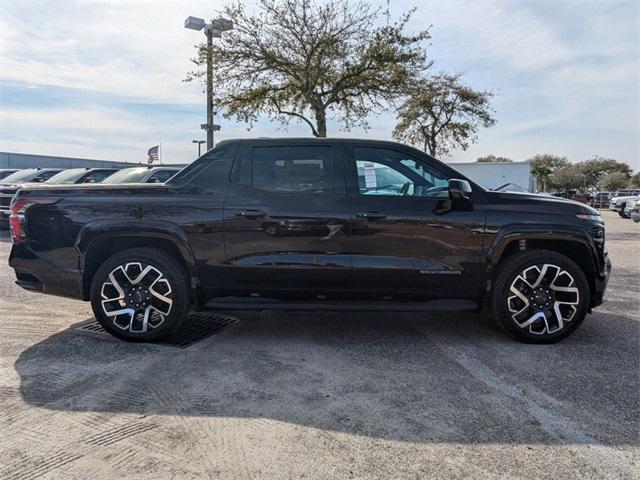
[204,297,478,312]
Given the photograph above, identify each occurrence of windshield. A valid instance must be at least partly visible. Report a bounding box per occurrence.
[45,169,87,184]
[1,169,40,183]
[102,168,149,184]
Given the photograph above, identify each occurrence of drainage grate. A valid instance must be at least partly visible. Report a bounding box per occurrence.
[74,312,239,348]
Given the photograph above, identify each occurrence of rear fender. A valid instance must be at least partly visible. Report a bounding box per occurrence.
[75,220,200,300]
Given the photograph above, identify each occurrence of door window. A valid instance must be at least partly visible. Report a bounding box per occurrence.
[352,148,449,198]
[232,146,332,194]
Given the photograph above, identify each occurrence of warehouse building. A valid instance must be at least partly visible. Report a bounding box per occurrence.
[0,152,141,169]
[448,160,537,192]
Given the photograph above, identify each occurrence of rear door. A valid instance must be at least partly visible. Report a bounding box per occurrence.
[343,144,486,301]
[221,141,352,298]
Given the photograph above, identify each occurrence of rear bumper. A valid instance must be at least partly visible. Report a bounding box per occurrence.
[9,244,84,300]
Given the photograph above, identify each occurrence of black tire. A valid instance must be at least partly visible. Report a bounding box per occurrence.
[618,204,627,217]
[90,248,190,342]
[491,249,590,344]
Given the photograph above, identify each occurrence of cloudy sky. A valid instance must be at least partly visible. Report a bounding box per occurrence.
[1,0,638,170]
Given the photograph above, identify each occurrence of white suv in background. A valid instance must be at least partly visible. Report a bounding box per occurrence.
[609,189,640,218]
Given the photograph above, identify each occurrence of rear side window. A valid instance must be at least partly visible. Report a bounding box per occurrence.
[148,170,176,183]
[83,170,115,183]
[33,171,60,183]
[232,146,332,194]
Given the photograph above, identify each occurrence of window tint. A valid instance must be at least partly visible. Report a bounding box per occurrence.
[33,171,60,183]
[353,148,449,198]
[232,146,332,194]
[83,170,115,183]
[149,170,176,183]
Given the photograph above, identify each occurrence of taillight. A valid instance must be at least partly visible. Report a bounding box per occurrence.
[9,197,55,245]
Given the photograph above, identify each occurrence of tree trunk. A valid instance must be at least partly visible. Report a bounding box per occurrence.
[314,107,327,137]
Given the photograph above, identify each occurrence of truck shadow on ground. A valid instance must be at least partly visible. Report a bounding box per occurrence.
[14,308,638,447]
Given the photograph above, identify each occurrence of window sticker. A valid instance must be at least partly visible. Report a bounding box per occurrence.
[364,162,377,189]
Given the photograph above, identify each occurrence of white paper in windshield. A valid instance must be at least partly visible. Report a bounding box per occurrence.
[364,162,377,189]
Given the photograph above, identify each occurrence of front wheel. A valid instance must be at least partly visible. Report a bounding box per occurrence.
[90,248,190,342]
[491,249,590,343]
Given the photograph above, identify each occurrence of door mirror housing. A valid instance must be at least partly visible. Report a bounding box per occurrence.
[434,179,473,214]
[448,179,472,199]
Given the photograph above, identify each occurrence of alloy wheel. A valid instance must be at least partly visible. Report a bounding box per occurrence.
[507,263,580,335]
[100,262,173,333]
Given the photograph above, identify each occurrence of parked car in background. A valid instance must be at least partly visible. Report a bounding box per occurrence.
[43,168,119,185]
[589,191,611,209]
[622,197,640,219]
[0,169,20,181]
[609,189,640,218]
[630,199,640,223]
[0,168,63,227]
[551,191,588,203]
[102,166,181,184]
[9,138,610,344]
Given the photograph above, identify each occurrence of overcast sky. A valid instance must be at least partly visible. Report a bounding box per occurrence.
[1,0,638,170]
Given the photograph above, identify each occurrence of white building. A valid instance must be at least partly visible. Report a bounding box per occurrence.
[447,160,537,192]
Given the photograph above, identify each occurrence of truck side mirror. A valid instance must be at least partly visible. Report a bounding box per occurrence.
[434,179,473,214]
[448,179,472,200]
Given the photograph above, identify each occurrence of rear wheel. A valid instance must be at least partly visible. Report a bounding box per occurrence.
[618,204,628,217]
[492,249,590,343]
[90,248,190,342]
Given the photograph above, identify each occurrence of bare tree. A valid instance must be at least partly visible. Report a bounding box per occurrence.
[186,0,431,137]
[392,73,495,157]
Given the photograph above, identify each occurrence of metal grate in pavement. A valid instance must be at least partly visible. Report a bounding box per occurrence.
[74,312,239,348]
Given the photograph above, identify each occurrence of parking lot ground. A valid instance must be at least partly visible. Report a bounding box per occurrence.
[0,211,638,479]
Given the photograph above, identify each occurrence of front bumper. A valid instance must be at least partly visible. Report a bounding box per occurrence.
[592,250,611,308]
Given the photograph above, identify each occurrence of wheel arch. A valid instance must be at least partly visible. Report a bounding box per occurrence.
[76,221,200,303]
[486,225,600,308]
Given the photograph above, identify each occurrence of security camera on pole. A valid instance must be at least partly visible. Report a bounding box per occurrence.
[184,16,233,152]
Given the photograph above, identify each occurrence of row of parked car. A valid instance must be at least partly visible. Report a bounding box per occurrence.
[606,189,640,222]
[0,166,181,227]
[548,189,640,222]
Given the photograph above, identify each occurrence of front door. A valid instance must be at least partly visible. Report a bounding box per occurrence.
[221,142,352,299]
[343,145,486,301]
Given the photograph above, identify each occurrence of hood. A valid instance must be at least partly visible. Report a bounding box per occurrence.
[485,191,599,216]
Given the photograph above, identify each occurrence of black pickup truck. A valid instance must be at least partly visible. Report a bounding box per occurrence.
[8,138,610,343]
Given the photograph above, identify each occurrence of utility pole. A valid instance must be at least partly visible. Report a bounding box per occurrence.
[205,26,214,151]
[185,16,233,152]
[192,140,206,157]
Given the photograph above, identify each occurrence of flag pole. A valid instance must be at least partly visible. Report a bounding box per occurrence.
[160,142,163,165]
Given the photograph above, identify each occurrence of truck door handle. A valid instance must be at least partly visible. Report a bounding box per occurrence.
[356,211,387,220]
[236,209,266,219]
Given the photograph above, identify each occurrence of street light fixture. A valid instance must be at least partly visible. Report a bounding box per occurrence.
[192,139,206,157]
[184,15,233,152]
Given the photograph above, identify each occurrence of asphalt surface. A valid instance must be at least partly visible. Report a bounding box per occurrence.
[0,211,638,479]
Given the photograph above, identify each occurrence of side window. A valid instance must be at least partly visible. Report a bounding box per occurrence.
[33,171,59,183]
[83,171,113,183]
[232,146,332,194]
[148,171,175,183]
[353,148,449,198]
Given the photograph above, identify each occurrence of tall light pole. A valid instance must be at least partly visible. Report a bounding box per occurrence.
[192,140,206,157]
[184,16,233,152]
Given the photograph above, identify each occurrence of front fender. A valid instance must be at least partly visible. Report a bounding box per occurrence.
[486,224,599,271]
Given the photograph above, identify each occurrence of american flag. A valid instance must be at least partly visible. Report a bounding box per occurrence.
[147,145,159,164]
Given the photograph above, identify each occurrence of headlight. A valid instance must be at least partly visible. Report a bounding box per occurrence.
[576,214,602,221]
